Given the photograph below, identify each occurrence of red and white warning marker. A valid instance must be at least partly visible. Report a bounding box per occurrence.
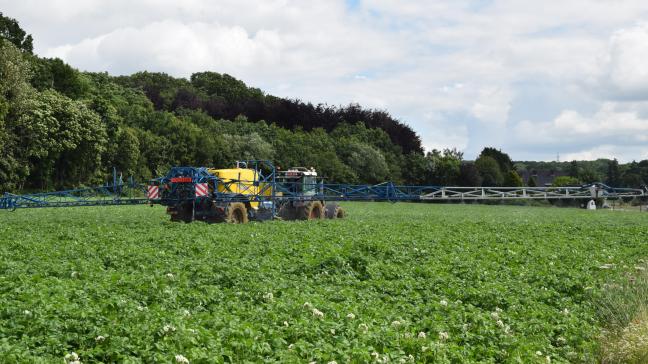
[147,185,159,200]
[195,183,209,197]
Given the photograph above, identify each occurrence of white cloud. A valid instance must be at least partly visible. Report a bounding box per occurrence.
[420,112,469,151]
[514,102,648,161]
[516,103,648,142]
[600,23,648,99]
[471,86,512,125]
[47,21,283,76]
[563,145,648,162]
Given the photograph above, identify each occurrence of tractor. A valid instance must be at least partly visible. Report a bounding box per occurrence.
[276,167,345,221]
[151,161,344,223]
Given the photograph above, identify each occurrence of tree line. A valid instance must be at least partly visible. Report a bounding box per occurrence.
[517,159,648,188]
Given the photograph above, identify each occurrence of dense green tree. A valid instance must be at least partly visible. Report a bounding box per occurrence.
[133,128,172,179]
[16,90,107,188]
[293,128,357,183]
[619,160,648,188]
[527,175,538,187]
[621,173,643,188]
[114,127,141,176]
[579,167,600,184]
[606,159,621,187]
[639,160,648,182]
[479,147,513,174]
[30,57,88,98]
[338,140,390,184]
[0,40,34,190]
[475,156,503,186]
[222,133,274,162]
[402,153,428,185]
[0,12,33,53]
[568,160,579,178]
[458,162,482,187]
[425,148,462,185]
[504,170,524,187]
[191,72,257,102]
[117,71,194,110]
[552,176,580,187]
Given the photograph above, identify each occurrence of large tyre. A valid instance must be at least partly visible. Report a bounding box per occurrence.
[226,202,248,224]
[298,201,324,220]
[169,204,193,223]
[325,203,345,219]
[278,203,297,221]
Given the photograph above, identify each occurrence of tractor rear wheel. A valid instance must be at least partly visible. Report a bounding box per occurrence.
[298,201,324,220]
[169,204,193,223]
[278,203,297,220]
[325,203,345,219]
[226,202,248,224]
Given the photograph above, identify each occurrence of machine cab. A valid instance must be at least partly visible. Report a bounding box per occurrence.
[277,167,319,196]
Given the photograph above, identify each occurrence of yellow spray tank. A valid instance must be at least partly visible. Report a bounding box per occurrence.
[207,162,272,209]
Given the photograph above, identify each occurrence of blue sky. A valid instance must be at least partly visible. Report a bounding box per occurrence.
[3,0,648,161]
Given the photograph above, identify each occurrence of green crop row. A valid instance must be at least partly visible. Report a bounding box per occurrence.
[0,203,646,363]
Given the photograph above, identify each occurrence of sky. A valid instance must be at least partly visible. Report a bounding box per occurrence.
[3,0,648,162]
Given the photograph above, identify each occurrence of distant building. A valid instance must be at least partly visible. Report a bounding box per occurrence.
[520,169,567,186]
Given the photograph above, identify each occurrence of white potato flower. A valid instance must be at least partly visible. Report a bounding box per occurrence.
[65,352,79,360]
[346,313,356,320]
[64,352,81,364]
[312,308,324,318]
[95,335,106,342]
[439,299,448,307]
[439,331,449,341]
[418,331,426,339]
[175,354,190,363]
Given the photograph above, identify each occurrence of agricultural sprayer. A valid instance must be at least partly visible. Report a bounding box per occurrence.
[1,160,646,222]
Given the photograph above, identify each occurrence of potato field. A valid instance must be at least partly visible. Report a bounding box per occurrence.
[1,203,647,363]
